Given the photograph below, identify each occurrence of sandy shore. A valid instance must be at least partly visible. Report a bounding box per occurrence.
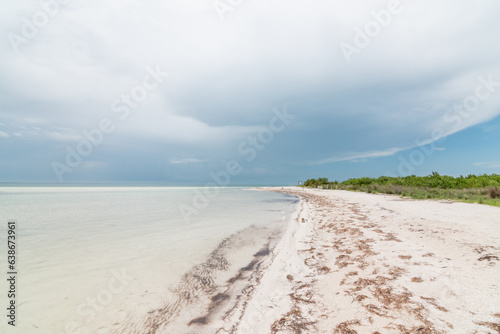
[231,187,500,334]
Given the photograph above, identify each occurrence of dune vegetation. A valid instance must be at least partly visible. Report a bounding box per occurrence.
[302,173,500,206]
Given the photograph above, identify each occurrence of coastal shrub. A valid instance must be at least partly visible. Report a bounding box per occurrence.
[303,177,339,188]
[302,174,500,207]
[489,187,500,199]
[304,174,500,190]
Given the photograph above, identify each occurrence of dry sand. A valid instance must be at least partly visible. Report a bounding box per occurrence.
[231,187,500,334]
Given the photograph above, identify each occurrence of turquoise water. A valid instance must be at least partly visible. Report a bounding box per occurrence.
[0,187,297,334]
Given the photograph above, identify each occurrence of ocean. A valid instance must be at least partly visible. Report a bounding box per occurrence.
[0,186,298,334]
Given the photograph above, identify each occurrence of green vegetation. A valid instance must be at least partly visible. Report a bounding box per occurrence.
[302,173,500,207]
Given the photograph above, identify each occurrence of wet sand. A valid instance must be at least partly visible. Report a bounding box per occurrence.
[107,221,289,334]
[233,187,500,333]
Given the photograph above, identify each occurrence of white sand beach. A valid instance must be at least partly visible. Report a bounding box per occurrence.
[221,187,500,333]
[6,186,498,333]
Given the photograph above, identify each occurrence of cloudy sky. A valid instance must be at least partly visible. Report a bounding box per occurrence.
[1,0,499,185]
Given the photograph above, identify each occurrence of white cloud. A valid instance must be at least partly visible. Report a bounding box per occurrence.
[43,129,81,141]
[474,161,500,169]
[312,140,446,165]
[170,158,208,164]
[312,147,403,165]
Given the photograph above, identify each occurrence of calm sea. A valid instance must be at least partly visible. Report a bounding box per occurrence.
[0,187,298,334]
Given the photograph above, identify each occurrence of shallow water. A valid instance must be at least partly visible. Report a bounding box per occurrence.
[0,187,297,334]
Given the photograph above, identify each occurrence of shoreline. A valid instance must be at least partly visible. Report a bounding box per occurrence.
[105,220,291,334]
[101,191,299,334]
[230,187,500,333]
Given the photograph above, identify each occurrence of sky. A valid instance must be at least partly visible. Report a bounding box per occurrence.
[0,0,499,185]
